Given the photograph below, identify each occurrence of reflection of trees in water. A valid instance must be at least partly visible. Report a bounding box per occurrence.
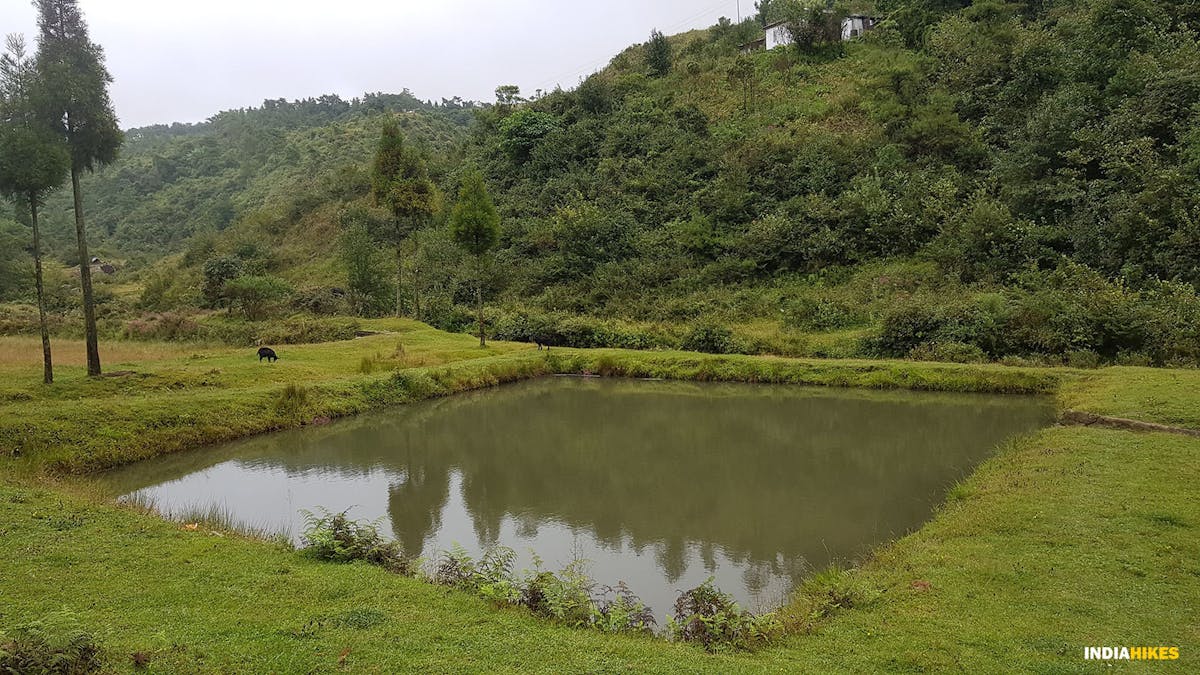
[387,464,450,558]
[101,379,1052,578]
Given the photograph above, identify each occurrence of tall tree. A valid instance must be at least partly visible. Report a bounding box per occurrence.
[646,29,673,78]
[0,33,69,384]
[449,168,500,348]
[34,0,123,377]
[370,118,440,318]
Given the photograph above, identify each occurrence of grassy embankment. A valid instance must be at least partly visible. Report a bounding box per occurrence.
[1,320,1197,672]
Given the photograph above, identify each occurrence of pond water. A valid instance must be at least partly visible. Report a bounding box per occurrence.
[99,377,1054,621]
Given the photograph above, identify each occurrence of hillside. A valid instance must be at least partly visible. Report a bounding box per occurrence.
[4,0,1200,366]
[34,91,475,261]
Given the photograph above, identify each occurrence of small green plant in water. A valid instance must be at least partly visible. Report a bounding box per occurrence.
[300,508,410,574]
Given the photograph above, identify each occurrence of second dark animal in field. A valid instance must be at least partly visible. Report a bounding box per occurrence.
[258,347,279,363]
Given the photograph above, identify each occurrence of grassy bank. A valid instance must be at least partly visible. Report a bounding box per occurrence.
[1,324,1064,475]
[1,322,1197,671]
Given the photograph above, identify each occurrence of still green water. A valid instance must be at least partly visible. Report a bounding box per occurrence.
[100,377,1053,618]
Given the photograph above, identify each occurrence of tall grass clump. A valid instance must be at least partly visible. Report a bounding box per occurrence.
[0,611,102,674]
[781,565,879,633]
[275,383,310,417]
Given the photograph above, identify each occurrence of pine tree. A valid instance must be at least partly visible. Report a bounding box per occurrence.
[449,168,501,348]
[370,118,440,318]
[0,33,69,384]
[34,0,124,377]
[646,29,673,78]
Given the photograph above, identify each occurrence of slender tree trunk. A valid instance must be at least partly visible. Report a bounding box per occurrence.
[395,245,404,318]
[412,245,421,321]
[30,198,53,385]
[71,165,101,377]
[476,280,485,348]
[476,257,485,348]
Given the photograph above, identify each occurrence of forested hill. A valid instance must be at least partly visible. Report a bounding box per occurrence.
[467,0,1200,304]
[7,0,1200,365]
[35,91,476,260]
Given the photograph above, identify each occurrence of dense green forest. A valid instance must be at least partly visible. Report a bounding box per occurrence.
[4,0,1200,366]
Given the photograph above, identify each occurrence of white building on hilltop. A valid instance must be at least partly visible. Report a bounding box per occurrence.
[754,14,879,51]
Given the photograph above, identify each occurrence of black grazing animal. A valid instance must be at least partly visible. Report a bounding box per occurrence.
[258,347,279,363]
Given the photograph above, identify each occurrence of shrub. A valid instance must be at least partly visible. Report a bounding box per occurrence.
[681,322,734,354]
[290,287,349,316]
[520,560,597,628]
[592,582,656,635]
[0,611,102,674]
[908,340,988,364]
[223,275,293,321]
[1066,349,1103,369]
[300,509,410,574]
[256,317,360,345]
[431,549,655,634]
[123,312,201,341]
[667,578,779,652]
[432,546,522,606]
[869,302,948,357]
[783,296,865,331]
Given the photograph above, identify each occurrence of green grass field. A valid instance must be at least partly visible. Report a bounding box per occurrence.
[1,323,1197,672]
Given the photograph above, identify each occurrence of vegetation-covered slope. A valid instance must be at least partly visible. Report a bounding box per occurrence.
[31,91,474,261]
[5,0,1200,367]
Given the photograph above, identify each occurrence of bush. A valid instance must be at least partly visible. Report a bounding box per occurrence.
[123,312,201,341]
[908,340,988,364]
[667,578,779,652]
[430,548,656,635]
[869,302,948,357]
[290,287,349,316]
[301,509,410,574]
[681,322,734,354]
[0,611,102,674]
[432,546,522,606]
[223,275,293,321]
[1066,349,1103,369]
[783,296,865,331]
[256,316,361,345]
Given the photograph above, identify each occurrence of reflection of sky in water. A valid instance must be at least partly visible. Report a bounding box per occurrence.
[130,465,794,618]
[111,378,1055,623]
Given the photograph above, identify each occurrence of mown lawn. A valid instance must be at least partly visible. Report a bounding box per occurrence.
[1,323,1197,672]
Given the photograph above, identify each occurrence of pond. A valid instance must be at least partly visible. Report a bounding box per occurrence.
[99,377,1054,621]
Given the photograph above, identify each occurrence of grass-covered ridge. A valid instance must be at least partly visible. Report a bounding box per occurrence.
[0,323,1196,671]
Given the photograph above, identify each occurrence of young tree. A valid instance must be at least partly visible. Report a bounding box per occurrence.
[339,221,392,316]
[449,169,501,348]
[0,33,69,384]
[223,275,292,321]
[370,118,440,318]
[727,55,756,115]
[646,29,673,78]
[34,0,124,377]
[780,0,845,53]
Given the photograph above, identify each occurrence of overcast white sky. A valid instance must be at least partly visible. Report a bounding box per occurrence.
[1,0,743,128]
